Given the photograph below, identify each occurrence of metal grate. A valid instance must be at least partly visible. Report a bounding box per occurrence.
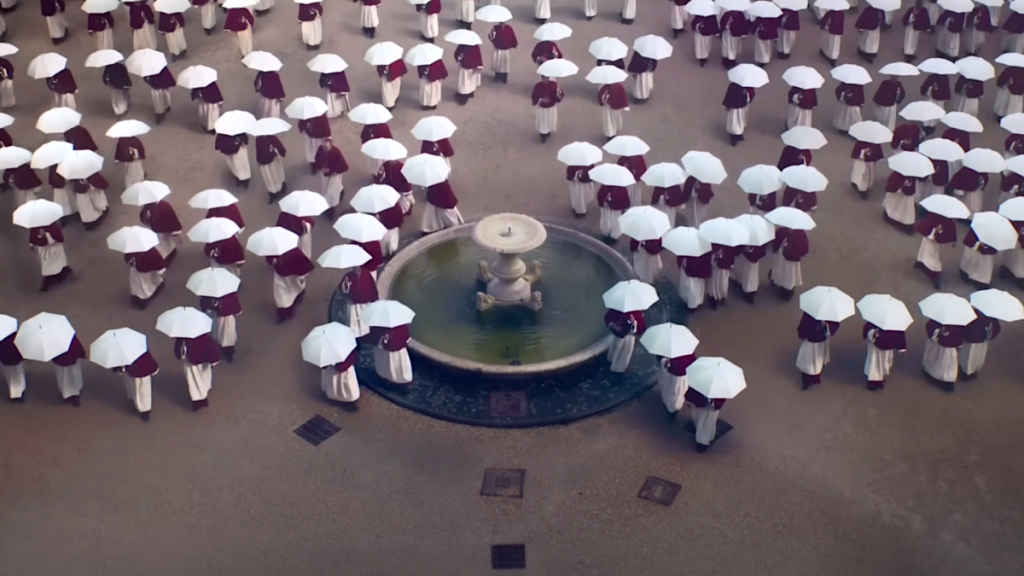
[637,476,681,507]
[491,544,526,570]
[293,415,341,446]
[489,391,528,418]
[480,468,526,498]
[683,419,734,444]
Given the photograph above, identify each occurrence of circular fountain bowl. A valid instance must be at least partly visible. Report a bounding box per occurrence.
[375,222,635,378]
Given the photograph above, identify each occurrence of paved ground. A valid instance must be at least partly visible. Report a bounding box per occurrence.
[1,3,1023,576]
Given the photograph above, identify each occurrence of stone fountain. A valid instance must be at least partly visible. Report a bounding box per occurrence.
[473,213,546,312]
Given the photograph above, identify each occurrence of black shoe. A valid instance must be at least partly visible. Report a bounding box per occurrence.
[140,411,151,421]
[540,133,549,143]
[69,396,81,407]
[10,395,24,403]
[708,298,718,310]
[695,443,708,453]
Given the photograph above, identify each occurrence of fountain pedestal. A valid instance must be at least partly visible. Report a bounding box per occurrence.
[473,214,547,312]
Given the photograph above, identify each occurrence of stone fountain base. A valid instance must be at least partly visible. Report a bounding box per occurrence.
[477,253,543,312]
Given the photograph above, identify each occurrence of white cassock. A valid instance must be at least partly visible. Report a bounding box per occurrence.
[994,87,1024,117]
[599,208,623,238]
[457,67,480,95]
[322,365,359,402]
[833,104,862,132]
[420,78,442,107]
[213,315,238,347]
[922,338,958,382]
[260,157,285,193]
[632,72,654,100]
[2,363,25,399]
[621,0,636,19]
[705,265,729,300]
[298,223,312,260]
[535,0,550,18]
[94,29,114,51]
[787,101,812,129]
[184,362,213,401]
[690,404,720,446]
[259,97,280,119]
[303,134,323,163]
[937,26,961,58]
[904,28,920,57]
[695,33,713,60]
[725,107,747,136]
[14,186,40,206]
[347,300,370,337]
[47,14,69,40]
[795,336,830,376]
[381,77,401,108]
[671,4,687,31]
[778,29,796,55]
[678,271,705,309]
[772,253,802,290]
[382,227,399,256]
[917,235,943,272]
[326,91,350,118]
[875,105,897,131]
[124,160,145,189]
[535,105,558,135]
[225,147,251,181]
[0,78,15,108]
[730,254,760,294]
[77,189,109,224]
[653,199,677,227]
[722,31,741,61]
[302,16,322,47]
[53,93,76,110]
[123,372,154,413]
[883,191,917,225]
[858,29,880,55]
[374,346,413,383]
[199,2,217,30]
[850,159,876,192]
[864,341,894,382]
[199,101,221,131]
[34,234,68,277]
[273,272,306,308]
[585,0,597,17]
[361,4,379,28]
[569,181,596,215]
[133,23,158,50]
[608,333,635,373]
[754,38,773,64]
[129,267,164,300]
[235,27,253,57]
[53,361,83,399]
[657,364,687,413]
[602,106,624,138]
[960,245,995,284]
[322,173,344,207]
[819,32,841,60]
[492,49,511,73]
[165,28,187,56]
[953,94,980,118]
[1003,245,1024,279]
[150,88,172,115]
[457,0,475,22]
[632,250,662,283]
[421,205,464,233]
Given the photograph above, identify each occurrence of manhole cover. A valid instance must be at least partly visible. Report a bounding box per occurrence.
[489,391,528,418]
[683,419,734,444]
[481,468,526,498]
[491,544,526,570]
[637,476,681,507]
[293,415,341,446]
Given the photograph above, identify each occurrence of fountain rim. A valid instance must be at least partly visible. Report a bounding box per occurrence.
[377,221,636,377]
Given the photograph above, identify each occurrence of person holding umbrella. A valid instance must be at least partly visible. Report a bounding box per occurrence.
[277,191,323,258]
[953,64,990,118]
[644,162,686,227]
[193,190,244,231]
[662,226,711,310]
[920,293,974,390]
[159,307,220,411]
[91,328,158,420]
[960,289,1021,379]
[689,3,720,68]
[107,121,148,188]
[684,357,745,453]
[249,227,314,323]
[311,138,346,219]
[14,200,70,290]
[849,121,889,198]
[557,142,600,217]
[621,206,669,283]
[592,163,633,240]
[832,64,871,133]
[185,68,223,133]
[1004,5,1024,53]
[85,2,115,51]
[855,0,886,63]
[739,164,782,218]
[303,323,360,406]
[126,0,157,50]
[60,150,108,230]
[961,212,1016,287]
[353,185,404,255]
[776,0,802,60]
[858,294,912,390]
[779,127,825,168]
[818,0,846,68]
[250,117,288,203]
[603,280,655,373]
[718,3,747,70]
[41,0,68,45]
[449,30,484,104]
[141,63,175,125]
[198,220,245,275]
[50,322,86,406]
[724,65,766,146]
[795,286,852,390]
[193,0,217,34]
[365,300,415,384]
[224,1,255,57]
[628,36,670,102]
[914,195,966,288]
[130,183,183,263]
[289,98,331,171]
[483,8,517,85]
[919,59,956,132]
[952,148,1003,212]
[781,165,825,211]
[409,44,447,111]
[902,0,931,61]
[884,153,932,230]
[377,157,413,214]
[994,55,1024,118]
[369,43,407,110]
[1000,158,1024,204]
[606,136,647,206]
[308,54,350,117]
[731,214,774,303]
[783,66,823,130]
[99,52,132,114]
[336,213,386,281]
[248,53,284,119]
[108,226,166,308]
[2,150,41,205]
[157,2,187,59]
[297,0,323,50]
[891,103,932,151]
[873,69,908,131]
[681,151,726,225]
[420,136,454,171]
[0,316,24,402]
[766,207,813,301]
[698,218,746,309]
[0,46,15,109]
[44,65,77,110]
[588,67,628,139]
[16,314,84,405]
[37,146,75,218]
[189,268,242,362]
[965,1,995,55]
[214,111,254,188]
[750,2,781,66]
[640,323,698,418]
[936,0,968,59]
[532,24,566,64]
[336,250,378,337]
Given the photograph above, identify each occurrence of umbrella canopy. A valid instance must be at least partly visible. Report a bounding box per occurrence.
[187,217,240,243]
[1014,0,1024,13]
[698,217,749,247]
[956,56,996,81]
[334,212,388,242]
[186,267,240,298]
[222,0,258,7]
[363,300,416,328]
[189,189,237,210]
[999,196,1024,220]
[443,29,483,46]
[242,51,282,72]
[557,141,602,166]
[662,226,712,257]
[534,22,572,41]
[14,312,76,362]
[640,323,699,358]
[405,43,444,66]
[106,225,159,254]
[738,164,783,195]
[686,357,747,399]
[920,194,971,219]
[971,212,1018,251]
[475,4,513,21]
[307,53,348,73]
[35,107,81,134]
[249,117,291,136]
[849,120,893,144]
[214,110,257,136]
[1007,155,1024,177]
[899,101,946,122]
[970,289,1024,322]
[687,0,721,15]
[747,0,783,17]
[641,163,687,188]
[351,184,400,213]
[588,163,635,186]
[121,180,171,206]
[781,65,825,89]
[89,328,147,369]
[537,58,579,78]
[56,150,103,179]
[975,0,1005,6]
[361,138,408,161]
[963,148,1006,173]
[126,49,167,77]
[918,138,965,162]
[727,63,770,88]
[30,141,74,169]
[765,206,816,230]
[995,52,1024,68]
[176,64,217,88]
[831,63,872,85]
[154,0,191,12]
[941,111,984,132]
[0,146,31,170]
[717,0,752,9]
[317,244,371,270]
[1000,112,1024,134]
[619,206,671,241]
[401,153,450,186]
[156,306,213,338]
[865,0,899,8]
[348,102,393,124]
[633,35,674,60]
[85,49,124,68]
[364,41,404,65]
[602,280,658,312]
[917,57,961,75]
[588,36,629,60]
[280,189,329,217]
[773,0,808,8]
[603,135,649,156]
[411,116,456,141]
[938,0,974,12]
[284,96,329,120]
[919,293,976,325]
[732,214,775,245]
[12,199,64,229]
[800,286,856,322]
[780,165,828,192]
[888,151,935,178]
[301,322,358,368]
[681,151,727,184]
[780,126,827,150]
[105,119,150,138]
[814,0,850,8]
[0,43,17,58]
[0,315,15,341]
[585,65,629,85]
[246,226,299,256]
[0,113,12,129]
[878,62,920,76]
[857,294,914,330]
[27,53,67,79]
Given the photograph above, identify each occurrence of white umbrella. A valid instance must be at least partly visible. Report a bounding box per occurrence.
[942,111,984,132]
[333,212,388,242]
[814,0,850,8]
[963,148,1006,173]
[534,22,572,41]
[361,138,408,161]
[222,0,258,6]
[640,323,699,358]
[348,102,393,124]
[242,51,282,72]
[107,225,159,254]
[589,37,629,61]
[12,199,64,229]
[603,135,649,156]
[363,300,416,328]
[717,0,752,9]
[738,164,783,195]
[919,293,976,325]
[971,212,1018,251]
[956,55,996,81]
[831,63,872,85]
[780,165,828,192]
[189,189,238,210]
[995,52,1024,68]
[781,126,827,150]
[857,294,914,331]
[602,280,658,312]
[307,53,349,73]
[351,184,400,213]
[0,146,31,170]
[0,113,12,129]
[727,63,770,88]
[246,226,299,256]
[280,190,329,217]
[633,35,673,60]
[1000,112,1024,134]
[1014,0,1024,13]
[186,267,240,298]
[444,29,483,46]
[126,49,167,77]
[537,58,579,78]
[687,0,722,16]
[364,41,405,65]
[917,57,960,75]
[619,206,671,241]
[15,312,76,362]
[153,0,191,12]
[30,141,74,169]
[0,315,15,341]
[732,214,775,245]
[918,138,965,161]
[301,322,358,368]
[878,62,920,76]
[848,120,892,144]
[27,53,67,79]
[285,96,329,120]
[249,117,291,136]
[56,150,103,179]
[641,163,687,188]
[970,289,1024,322]
[214,110,257,136]
[662,226,712,256]
[588,163,635,186]
[36,107,81,134]
[975,0,1005,6]
[920,194,971,219]
[938,0,974,12]
[156,306,213,338]
[187,217,240,243]
[402,153,450,186]
[888,151,935,178]
[405,43,444,66]
[773,0,808,8]
[1008,155,1024,177]
[317,244,371,270]
[105,119,150,138]
[681,151,727,184]
[176,64,217,89]
[765,206,816,230]
[475,4,513,22]
[557,141,602,166]
[89,328,147,369]
[864,0,899,9]
[121,180,171,205]
[85,49,123,68]
[781,66,825,89]
[585,65,629,85]
[686,357,746,399]
[0,43,17,58]
[800,286,855,322]
[999,196,1024,220]
[698,217,749,247]
[746,0,783,17]
[411,116,456,141]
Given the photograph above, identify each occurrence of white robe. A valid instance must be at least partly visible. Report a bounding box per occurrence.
[705,267,729,300]
[937,26,960,58]
[94,28,114,51]
[225,149,251,181]
[754,39,773,64]
[864,340,895,382]
[54,361,83,399]
[569,181,596,215]
[653,199,677,227]
[235,27,253,57]
[599,207,623,238]
[787,105,812,129]
[875,105,897,131]
[883,191,916,225]
[535,106,558,134]
[321,366,359,402]
[381,77,401,108]
[53,93,76,110]
[213,315,238,347]
[164,28,186,55]
[133,23,157,50]
[960,245,995,284]
[725,107,747,135]
[657,366,687,413]
[632,72,653,100]
[2,363,25,399]
[420,78,442,107]
[322,173,344,207]
[77,189,108,224]
[608,334,635,372]
[199,101,221,131]
[200,2,217,29]
[360,5,379,28]
[374,346,413,383]
[124,160,145,189]
[457,68,480,94]
[721,31,742,60]
[347,301,370,337]
[730,257,760,293]
[421,13,439,39]
[457,0,475,22]
[151,88,172,115]
[184,362,213,401]
[772,257,802,290]
[303,134,323,164]
[994,87,1024,118]
[959,341,988,375]
[671,5,687,30]
[695,33,713,60]
[273,272,306,307]
[923,338,958,382]
[259,96,280,119]
[796,339,830,375]
[819,32,841,60]
[535,0,550,19]
[858,29,880,54]
[833,105,862,132]
[1003,247,1024,278]
[602,107,624,138]
[129,267,164,299]
[690,404,719,446]
[302,17,322,47]
[35,236,67,277]
[123,373,153,413]
[421,205,464,233]
[621,0,636,19]
[678,272,705,309]
[47,14,68,40]
[632,250,662,283]
[382,227,400,256]
[492,49,511,73]
[917,236,942,271]
[326,91,350,118]
[778,30,796,55]
[0,79,15,108]
[904,28,920,56]
[953,94,980,118]
[260,157,285,193]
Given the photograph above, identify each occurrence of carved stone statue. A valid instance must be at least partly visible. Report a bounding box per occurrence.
[471,214,548,312]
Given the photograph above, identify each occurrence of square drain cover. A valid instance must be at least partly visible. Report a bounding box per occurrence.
[489,391,527,418]
[293,415,341,446]
[491,544,526,570]
[683,419,734,444]
[637,476,681,507]
[480,468,526,498]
